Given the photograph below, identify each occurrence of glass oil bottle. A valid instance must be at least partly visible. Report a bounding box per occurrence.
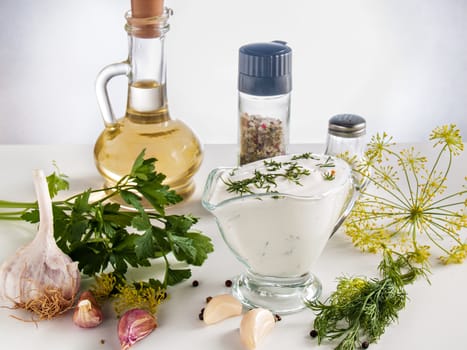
[94,3,202,201]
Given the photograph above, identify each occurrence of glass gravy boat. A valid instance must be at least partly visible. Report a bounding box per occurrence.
[202,153,359,314]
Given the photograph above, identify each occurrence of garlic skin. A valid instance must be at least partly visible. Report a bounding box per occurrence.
[118,308,158,350]
[203,294,243,325]
[240,308,275,350]
[73,291,103,328]
[0,169,80,319]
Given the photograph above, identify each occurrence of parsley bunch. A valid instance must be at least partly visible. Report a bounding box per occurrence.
[0,150,213,287]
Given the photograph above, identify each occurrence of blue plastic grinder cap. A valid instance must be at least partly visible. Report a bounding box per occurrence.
[238,40,292,96]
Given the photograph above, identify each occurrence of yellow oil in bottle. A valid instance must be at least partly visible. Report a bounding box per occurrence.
[94,8,203,202]
[94,80,203,200]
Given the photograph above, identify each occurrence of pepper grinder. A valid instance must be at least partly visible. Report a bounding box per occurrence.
[238,41,292,165]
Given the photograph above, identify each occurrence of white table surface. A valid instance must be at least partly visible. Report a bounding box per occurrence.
[0,144,466,350]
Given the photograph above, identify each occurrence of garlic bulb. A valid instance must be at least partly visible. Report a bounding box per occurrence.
[0,169,80,320]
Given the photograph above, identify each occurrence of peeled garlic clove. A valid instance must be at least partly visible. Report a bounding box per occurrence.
[118,308,157,350]
[240,308,275,350]
[203,294,242,325]
[73,291,103,328]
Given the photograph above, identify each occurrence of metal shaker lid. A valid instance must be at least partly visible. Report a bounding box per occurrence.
[328,114,366,138]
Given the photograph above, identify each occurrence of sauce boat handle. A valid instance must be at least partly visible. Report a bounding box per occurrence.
[330,177,361,237]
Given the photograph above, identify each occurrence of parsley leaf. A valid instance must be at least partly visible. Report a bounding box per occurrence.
[166,267,192,286]
[46,162,69,198]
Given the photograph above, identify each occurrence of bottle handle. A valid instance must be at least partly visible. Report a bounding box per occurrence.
[95,62,131,127]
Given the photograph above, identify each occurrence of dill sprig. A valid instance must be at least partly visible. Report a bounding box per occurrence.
[317,156,336,168]
[307,250,429,350]
[323,169,336,181]
[223,156,312,195]
[291,152,320,161]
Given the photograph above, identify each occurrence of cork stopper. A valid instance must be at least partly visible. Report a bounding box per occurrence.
[127,0,168,38]
[131,0,164,18]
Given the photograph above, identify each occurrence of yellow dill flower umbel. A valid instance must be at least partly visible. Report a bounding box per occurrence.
[430,124,464,155]
[113,281,167,316]
[344,124,467,264]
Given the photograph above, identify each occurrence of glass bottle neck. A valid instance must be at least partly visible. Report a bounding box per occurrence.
[124,9,171,122]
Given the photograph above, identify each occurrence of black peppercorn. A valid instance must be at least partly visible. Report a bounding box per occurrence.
[274,314,282,322]
[192,280,199,287]
[225,279,233,287]
[206,296,212,303]
[309,329,318,338]
[198,308,205,321]
[362,341,370,349]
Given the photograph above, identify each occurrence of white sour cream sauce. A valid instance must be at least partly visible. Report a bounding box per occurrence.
[210,154,353,277]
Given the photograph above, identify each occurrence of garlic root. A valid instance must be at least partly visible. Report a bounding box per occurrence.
[0,169,80,320]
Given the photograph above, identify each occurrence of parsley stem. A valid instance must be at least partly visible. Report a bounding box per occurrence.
[162,254,170,288]
[0,201,36,220]
[0,200,37,209]
[0,214,23,221]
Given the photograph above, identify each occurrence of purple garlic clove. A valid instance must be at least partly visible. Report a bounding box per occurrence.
[118,308,158,350]
[73,291,103,328]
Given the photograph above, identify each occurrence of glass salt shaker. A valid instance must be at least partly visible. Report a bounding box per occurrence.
[325,114,366,158]
[324,114,368,189]
[238,41,292,165]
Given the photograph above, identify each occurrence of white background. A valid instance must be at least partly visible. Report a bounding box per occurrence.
[0,0,466,145]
